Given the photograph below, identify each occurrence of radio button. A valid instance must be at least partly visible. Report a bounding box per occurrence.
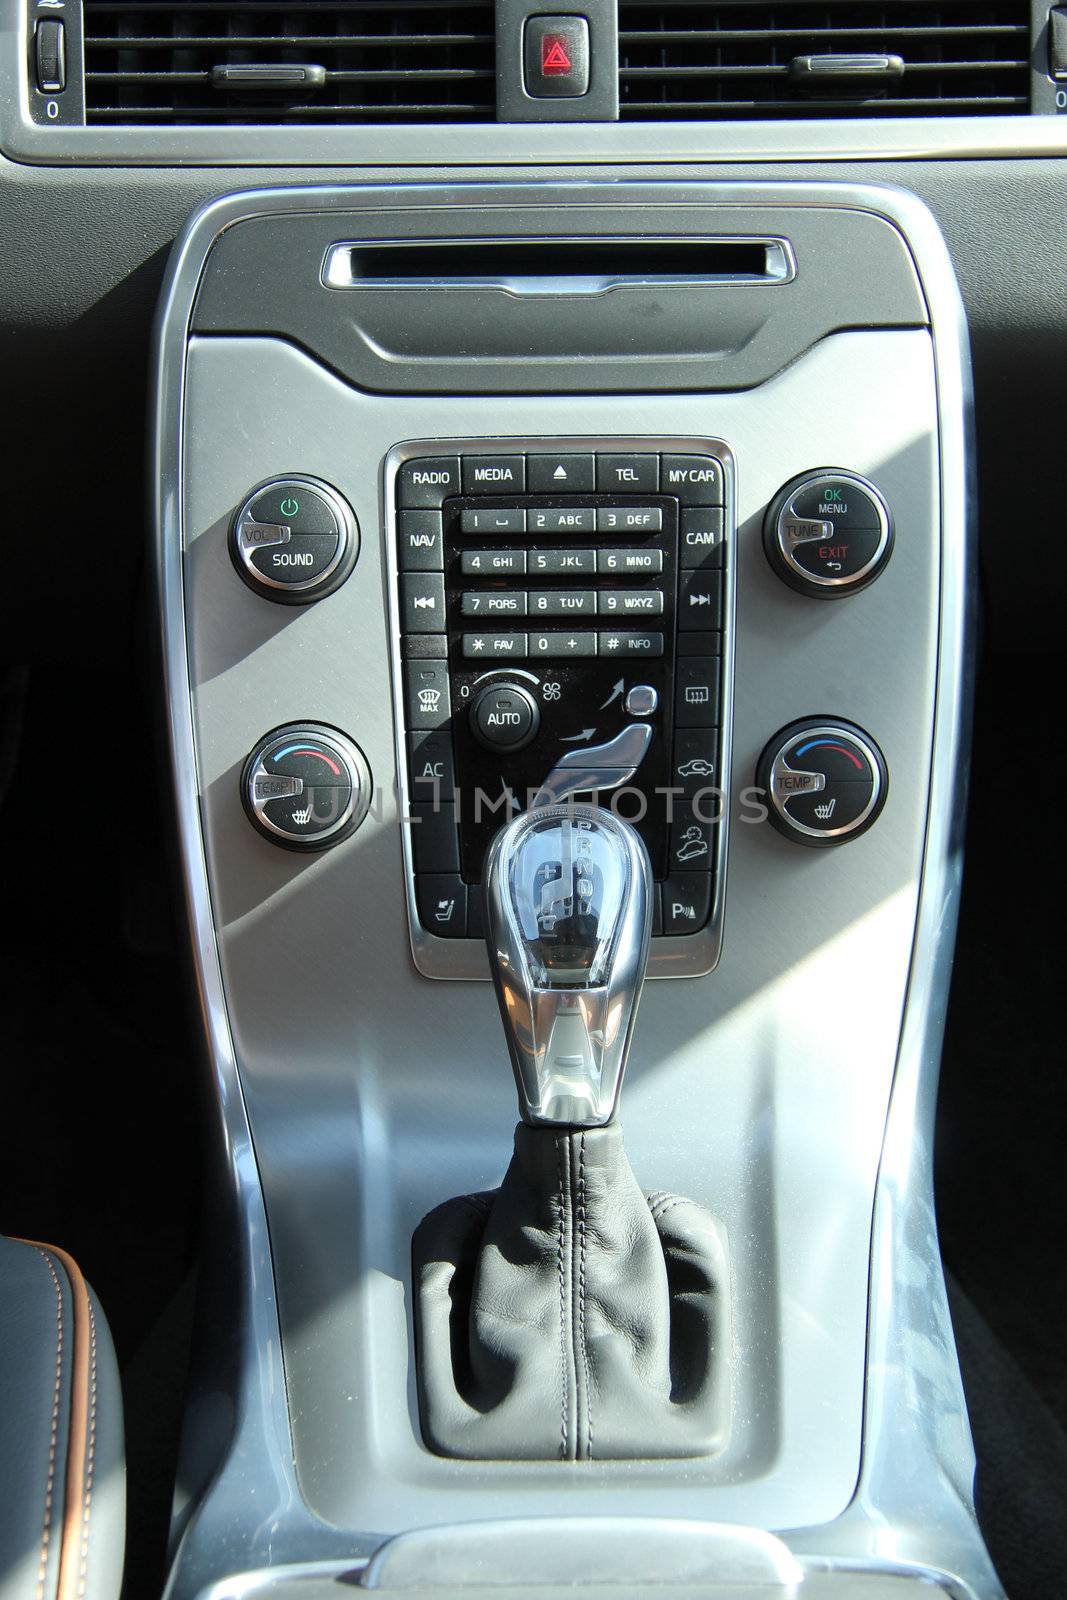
[398,457,460,509]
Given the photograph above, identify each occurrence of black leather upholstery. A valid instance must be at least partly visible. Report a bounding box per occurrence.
[0,1238,124,1600]
[413,1124,730,1461]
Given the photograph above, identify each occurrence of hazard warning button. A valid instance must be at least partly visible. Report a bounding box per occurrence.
[524,15,590,98]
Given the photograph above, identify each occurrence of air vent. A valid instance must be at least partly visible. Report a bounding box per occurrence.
[82,1,496,123]
[618,2,1031,120]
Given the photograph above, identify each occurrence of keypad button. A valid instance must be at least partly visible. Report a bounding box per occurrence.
[460,591,527,617]
[416,874,467,938]
[671,728,719,800]
[662,872,713,934]
[669,802,717,872]
[529,548,596,576]
[596,455,659,494]
[461,549,526,577]
[408,731,456,802]
[680,507,726,570]
[401,573,447,632]
[597,548,663,575]
[661,455,724,506]
[674,658,721,727]
[462,456,526,495]
[460,507,526,534]
[530,632,597,659]
[598,630,664,659]
[398,457,461,509]
[404,659,451,729]
[598,590,664,617]
[463,633,528,660]
[398,510,444,571]
[528,507,596,535]
[595,506,662,533]
[678,570,723,629]
[410,804,461,873]
[529,590,596,617]
[526,453,595,493]
[402,633,448,660]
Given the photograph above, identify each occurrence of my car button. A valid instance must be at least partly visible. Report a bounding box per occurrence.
[661,455,725,506]
[756,719,888,847]
[524,16,591,98]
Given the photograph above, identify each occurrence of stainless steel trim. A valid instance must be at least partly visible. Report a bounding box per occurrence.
[483,802,652,1127]
[232,475,355,595]
[383,431,736,983]
[321,236,796,293]
[775,470,891,591]
[768,724,883,841]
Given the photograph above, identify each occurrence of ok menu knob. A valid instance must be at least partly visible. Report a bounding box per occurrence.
[764,470,892,598]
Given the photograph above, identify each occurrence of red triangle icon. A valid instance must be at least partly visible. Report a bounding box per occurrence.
[542,36,573,74]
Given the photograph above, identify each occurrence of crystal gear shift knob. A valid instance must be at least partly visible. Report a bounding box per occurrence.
[482,803,653,1127]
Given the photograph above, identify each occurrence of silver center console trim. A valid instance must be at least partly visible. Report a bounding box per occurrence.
[384,434,735,982]
[151,181,998,1600]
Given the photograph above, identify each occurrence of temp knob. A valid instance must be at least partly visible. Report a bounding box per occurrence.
[241,724,371,851]
[764,470,892,597]
[230,475,359,603]
[470,682,541,753]
[755,719,887,847]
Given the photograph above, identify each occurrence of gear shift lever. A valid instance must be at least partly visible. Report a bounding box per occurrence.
[413,806,729,1461]
[483,803,652,1127]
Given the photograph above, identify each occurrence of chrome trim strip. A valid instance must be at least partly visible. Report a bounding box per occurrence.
[383,433,736,983]
[321,235,796,292]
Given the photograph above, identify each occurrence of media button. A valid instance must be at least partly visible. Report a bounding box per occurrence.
[462,456,526,495]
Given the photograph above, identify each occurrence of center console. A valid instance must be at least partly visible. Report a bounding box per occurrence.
[153,181,996,1599]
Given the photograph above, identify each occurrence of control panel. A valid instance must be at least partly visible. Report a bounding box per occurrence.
[387,438,734,978]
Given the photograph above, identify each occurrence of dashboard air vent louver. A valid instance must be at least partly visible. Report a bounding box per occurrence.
[618,2,1031,120]
[82,0,496,124]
